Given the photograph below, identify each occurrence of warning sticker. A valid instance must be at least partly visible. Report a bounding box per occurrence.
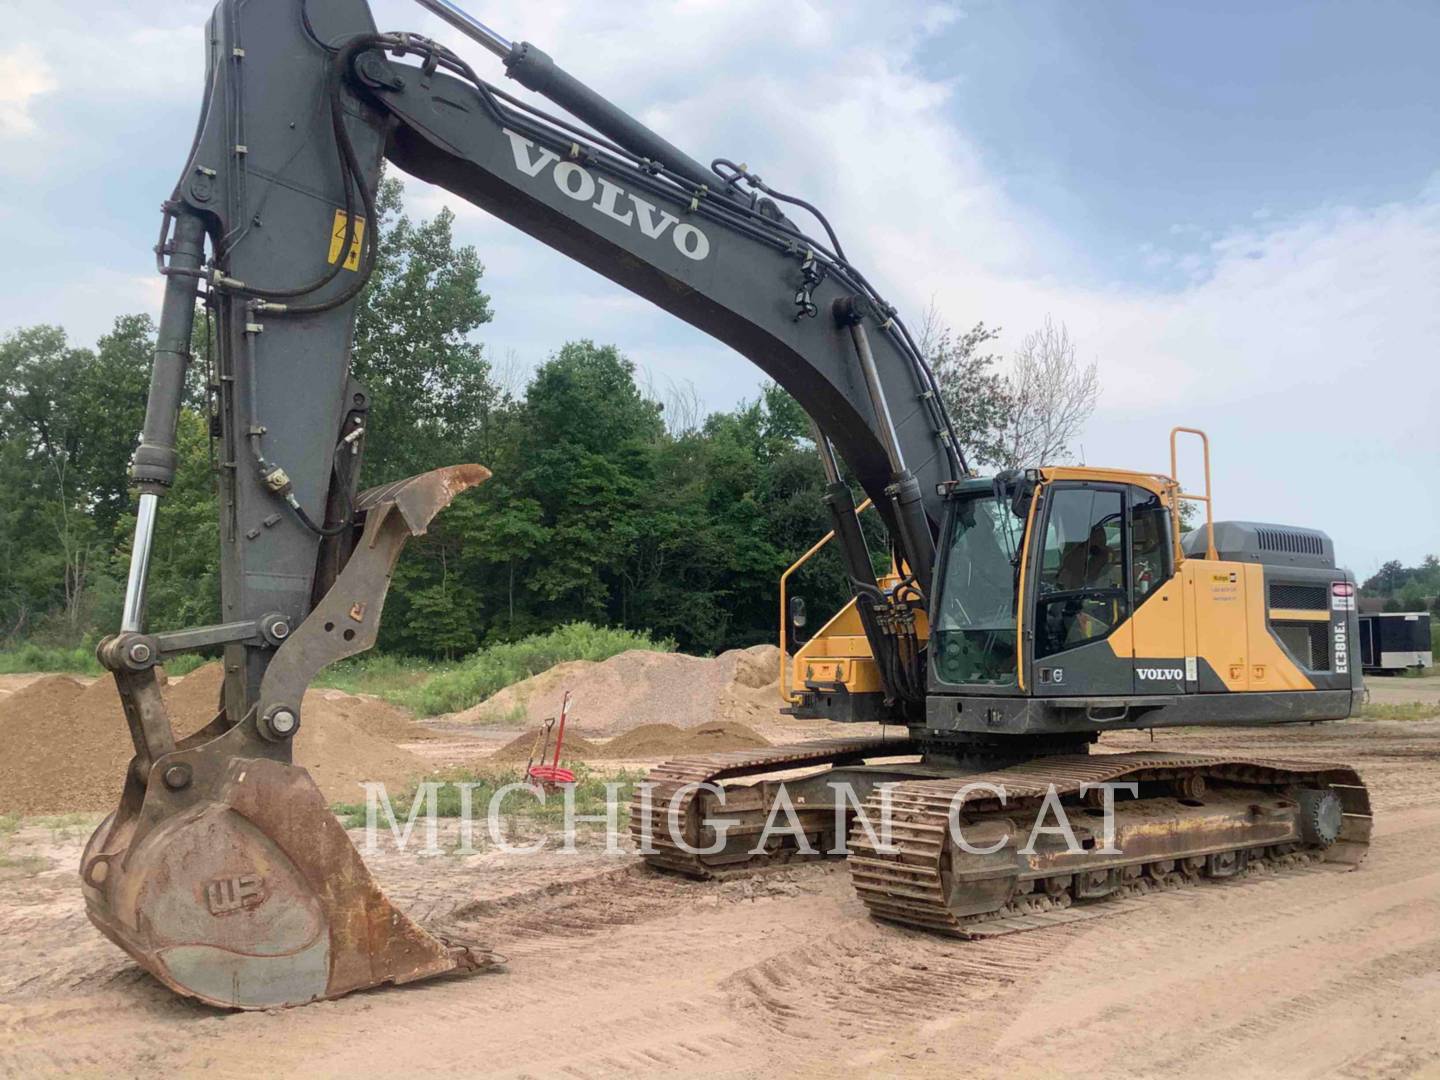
[327,209,366,270]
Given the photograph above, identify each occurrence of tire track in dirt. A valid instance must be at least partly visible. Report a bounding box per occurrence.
[900,804,1440,1078]
[3,720,1438,1077]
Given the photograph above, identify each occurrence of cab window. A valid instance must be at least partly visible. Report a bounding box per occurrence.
[1034,487,1128,659]
[933,493,1025,686]
[1129,489,1173,605]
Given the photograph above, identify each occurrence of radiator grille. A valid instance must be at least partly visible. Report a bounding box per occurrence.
[1269,583,1327,611]
[1274,621,1332,671]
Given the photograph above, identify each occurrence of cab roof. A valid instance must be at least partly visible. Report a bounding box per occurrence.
[952,467,1176,496]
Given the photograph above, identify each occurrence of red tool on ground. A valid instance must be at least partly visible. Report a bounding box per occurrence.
[526,690,576,786]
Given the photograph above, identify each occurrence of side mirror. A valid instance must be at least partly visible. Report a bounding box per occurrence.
[789,595,807,630]
[993,468,1036,522]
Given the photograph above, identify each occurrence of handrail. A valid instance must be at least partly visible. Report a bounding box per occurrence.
[778,498,873,704]
[1170,426,1217,561]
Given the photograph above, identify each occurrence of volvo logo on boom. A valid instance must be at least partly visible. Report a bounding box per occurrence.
[502,129,711,262]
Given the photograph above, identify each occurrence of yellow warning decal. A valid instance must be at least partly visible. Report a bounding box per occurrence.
[327,209,366,270]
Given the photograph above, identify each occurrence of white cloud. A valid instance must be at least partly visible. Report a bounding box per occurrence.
[1,1,1433,568]
[378,0,1436,566]
[1,7,209,101]
[0,46,56,137]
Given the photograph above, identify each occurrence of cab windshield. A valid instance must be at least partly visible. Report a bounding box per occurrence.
[933,493,1025,686]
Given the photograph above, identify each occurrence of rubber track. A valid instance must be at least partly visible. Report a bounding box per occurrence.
[847,750,1372,937]
[630,736,919,876]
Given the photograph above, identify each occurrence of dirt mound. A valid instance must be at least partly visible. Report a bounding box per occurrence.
[490,726,604,764]
[484,720,768,764]
[452,643,785,736]
[309,688,442,743]
[730,648,778,689]
[601,721,768,759]
[687,720,770,747]
[599,723,686,758]
[0,662,428,814]
[158,662,223,730]
[0,675,88,722]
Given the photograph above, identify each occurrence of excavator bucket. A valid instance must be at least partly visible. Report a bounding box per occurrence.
[81,465,493,1009]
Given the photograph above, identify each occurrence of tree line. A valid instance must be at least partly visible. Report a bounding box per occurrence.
[1361,556,1440,615]
[0,178,1098,659]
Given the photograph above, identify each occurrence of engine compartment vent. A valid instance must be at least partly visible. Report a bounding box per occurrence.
[1257,528,1325,556]
[1183,521,1335,569]
[1269,583,1327,611]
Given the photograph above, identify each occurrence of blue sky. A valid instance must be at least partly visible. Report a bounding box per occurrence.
[1,1,1436,576]
[930,1,1440,286]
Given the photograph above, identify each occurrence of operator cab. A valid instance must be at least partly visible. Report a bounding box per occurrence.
[932,468,1176,697]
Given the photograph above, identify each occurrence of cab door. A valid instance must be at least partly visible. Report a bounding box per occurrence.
[1127,486,1189,694]
[1028,483,1134,696]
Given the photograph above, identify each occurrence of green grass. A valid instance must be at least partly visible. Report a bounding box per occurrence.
[0,811,49,877]
[313,653,459,711]
[412,623,674,716]
[1,621,674,720]
[460,701,532,727]
[1359,701,1440,722]
[330,762,646,829]
[0,642,102,675]
[27,812,97,829]
[0,853,50,876]
[27,812,101,841]
[161,653,212,676]
[0,643,212,678]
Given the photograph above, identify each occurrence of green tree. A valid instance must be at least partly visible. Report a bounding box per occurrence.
[920,314,1010,467]
[509,341,662,626]
[0,322,150,639]
[352,176,498,483]
[1365,559,1409,595]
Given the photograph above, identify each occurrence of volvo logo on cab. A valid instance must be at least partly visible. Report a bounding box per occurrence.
[1137,666,1185,681]
[503,129,711,261]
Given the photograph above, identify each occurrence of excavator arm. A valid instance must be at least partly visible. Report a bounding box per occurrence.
[84,0,964,1008]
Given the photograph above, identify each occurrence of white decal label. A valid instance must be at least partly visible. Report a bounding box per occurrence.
[1334,620,1349,674]
[1331,580,1356,611]
[1185,656,1198,682]
[502,129,711,261]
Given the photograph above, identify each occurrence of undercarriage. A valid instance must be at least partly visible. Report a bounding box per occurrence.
[631,737,1371,935]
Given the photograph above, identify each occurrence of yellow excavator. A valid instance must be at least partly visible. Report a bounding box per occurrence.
[84,0,1369,1008]
[642,438,1369,936]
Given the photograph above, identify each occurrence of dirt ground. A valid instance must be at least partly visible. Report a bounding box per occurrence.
[1,677,1438,1077]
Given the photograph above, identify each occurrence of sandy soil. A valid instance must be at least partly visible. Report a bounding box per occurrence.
[0,666,431,812]
[2,712,1439,1079]
[1368,672,1440,707]
[440,645,784,735]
